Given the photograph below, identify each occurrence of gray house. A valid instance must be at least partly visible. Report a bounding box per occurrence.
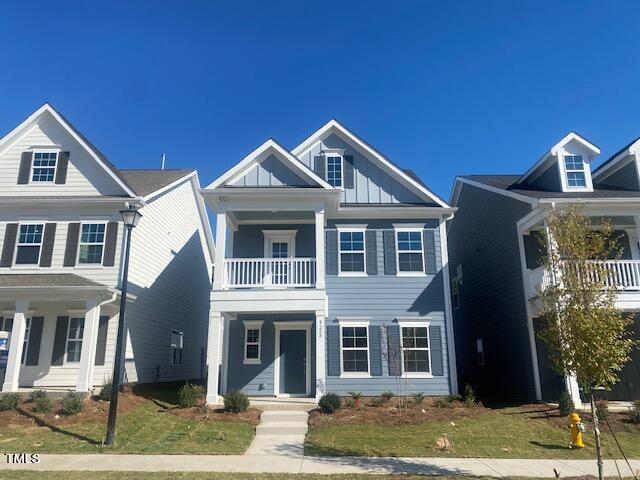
[448,132,640,406]
[201,120,458,403]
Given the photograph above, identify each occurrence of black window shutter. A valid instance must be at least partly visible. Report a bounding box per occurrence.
[0,223,18,267]
[383,230,396,275]
[39,223,57,267]
[54,151,69,184]
[365,230,377,275]
[313,155,325,179]
[386,324,402,376]
[369,325,382,376]
[94,316,109,366]
[17,152,32,184]
[423,229,437,274]
[25,316,44,366]
[103,222,119,267]
[63,223,80,267]
[326,324,341,376]
[51,316,69,366]
[343,155,355,189]
[325,230,338,275]
[429,325,444,376]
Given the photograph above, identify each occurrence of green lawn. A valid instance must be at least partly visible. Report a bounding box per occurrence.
[0,388,255,455]
[305,410,640,458]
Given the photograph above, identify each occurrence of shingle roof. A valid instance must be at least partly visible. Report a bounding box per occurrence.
[462,175,640,199]
[118,169,194,196]
[0,274,108,288]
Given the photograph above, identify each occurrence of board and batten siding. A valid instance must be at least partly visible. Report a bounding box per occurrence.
[230,155,311,187]
[297,133,432,205]
[0,111,126,197]
[323,218,450,396]
[447,182,535,401]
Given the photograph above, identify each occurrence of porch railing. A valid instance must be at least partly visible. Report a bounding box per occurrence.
[527,260,640,298]
[223,258,316,288]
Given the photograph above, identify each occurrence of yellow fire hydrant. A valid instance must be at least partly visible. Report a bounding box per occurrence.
[569,412,585,449]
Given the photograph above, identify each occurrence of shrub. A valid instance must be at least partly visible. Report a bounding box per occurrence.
[61,392,84,415]
[0,393,20,411]
[435,396,454,408]
[348,392,363,407]
[32,395,52,414]
[178,383,206,408]
[412,392,425,405]
[463,384,476,407]
[558,390,575,416]
[223,390,250,413]
[97,380,112,401]
[381,391,394,403]
[369,396,384,407]
[595,400,609,421]
[628,400,640,425]
[318,393,341,414]
[28,390,48,402]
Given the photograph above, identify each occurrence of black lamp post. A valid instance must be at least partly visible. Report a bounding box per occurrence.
[105,206,142,446]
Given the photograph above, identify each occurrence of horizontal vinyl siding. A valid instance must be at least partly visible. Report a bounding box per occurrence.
[232,224,316,258]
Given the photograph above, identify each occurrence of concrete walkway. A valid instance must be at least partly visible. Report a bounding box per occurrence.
[245,409,309,456]
[2,453,640,476]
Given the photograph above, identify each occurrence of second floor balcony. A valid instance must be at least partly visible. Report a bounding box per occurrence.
[223,257,317,288]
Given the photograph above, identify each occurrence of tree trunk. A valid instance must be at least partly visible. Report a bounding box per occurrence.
[590,394,604,480]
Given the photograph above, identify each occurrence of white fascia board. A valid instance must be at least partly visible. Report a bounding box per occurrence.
[206,139,333,190]
[142,171,196,202]
[335,206,456,220]
[292,119,451,208]
[537,197,640,205]
[453,177,538,205]
[517,132,600,185]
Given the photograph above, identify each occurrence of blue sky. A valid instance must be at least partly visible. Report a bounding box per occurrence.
[1,1,639,200]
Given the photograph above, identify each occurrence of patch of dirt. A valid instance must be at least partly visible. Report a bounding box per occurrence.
[170,405,261,425]
[309,397,487,428]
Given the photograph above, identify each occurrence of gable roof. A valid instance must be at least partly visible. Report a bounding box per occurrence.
[592,136,640,179]
[292,119,450,208]
[206,138,333,190]
[0,103,137,197]
[119,169,195,196]
[517,132,600,185]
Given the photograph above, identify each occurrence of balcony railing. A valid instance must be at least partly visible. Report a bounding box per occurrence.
[527,260,640,298]
[223,258,316,288]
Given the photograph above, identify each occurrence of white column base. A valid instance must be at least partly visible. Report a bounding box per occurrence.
[206,393,221,405]
[2,301,29,393]
[76,299,101,393]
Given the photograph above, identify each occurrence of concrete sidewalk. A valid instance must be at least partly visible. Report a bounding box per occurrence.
[2,454,639,477]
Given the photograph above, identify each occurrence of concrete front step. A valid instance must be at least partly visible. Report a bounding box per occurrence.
[256,425,308,435]
[252,403,314,412]
[260,411,309,423]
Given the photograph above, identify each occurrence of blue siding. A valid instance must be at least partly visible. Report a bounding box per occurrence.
[231,154,310,187]
[297,133,435,206]
[596,161,640,191]
[232,224,316,258]
[528,162,562,191]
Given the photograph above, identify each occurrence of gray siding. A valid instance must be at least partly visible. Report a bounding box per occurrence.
[529,162,562,191]
[596,161,640,191]
[448,183,536,401]
[297,133,435,205]
[232,224,316,258]
[231,155,310,187]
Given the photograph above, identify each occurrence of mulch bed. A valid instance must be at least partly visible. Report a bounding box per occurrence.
[170,405,261,425]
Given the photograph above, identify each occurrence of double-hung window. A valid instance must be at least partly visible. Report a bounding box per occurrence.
[338,229,366,275]
[170,330,183,365]
[326,156,343,187]
[564,155,586,188]
[31,151,58,183]
[66,318,84,363]
[243,321,262,364]
[78,223,106,264]
[399,321,431,377]
[340,321,370,376]
[395,229,425,274]
[15,224,44,265]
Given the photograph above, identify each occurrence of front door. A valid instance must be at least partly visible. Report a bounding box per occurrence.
[279,330,306,395]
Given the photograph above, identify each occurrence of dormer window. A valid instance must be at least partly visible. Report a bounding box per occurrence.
[564,155,586,188]
[326,156,343,187]
[31,151,58,182]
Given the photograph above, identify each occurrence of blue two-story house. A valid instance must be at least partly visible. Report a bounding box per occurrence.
[201,120,457,403]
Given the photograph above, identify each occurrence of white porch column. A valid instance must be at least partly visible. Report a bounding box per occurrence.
[315,310,326,400]
[206,311,223,405]
[315,209,326,289]
[76,298,101,392]
[212,211,227,290]
[2,300,30,392]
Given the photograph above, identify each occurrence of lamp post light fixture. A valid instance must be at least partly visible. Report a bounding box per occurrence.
[105,206,142,446]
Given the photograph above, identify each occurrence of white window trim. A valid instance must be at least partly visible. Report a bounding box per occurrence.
[262,230,297,258]
[397,318,433,379]
[243,320,263,365]
[394,227,426,277]
[338,318,371,378]
[13,222,45,268]
[337,227,367,277]
[169,329,184,366]
[76,221,108,267]
[29,149,60,185]
[64,317,85,365]
[557,151,594,192]
[325,154,344,189]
